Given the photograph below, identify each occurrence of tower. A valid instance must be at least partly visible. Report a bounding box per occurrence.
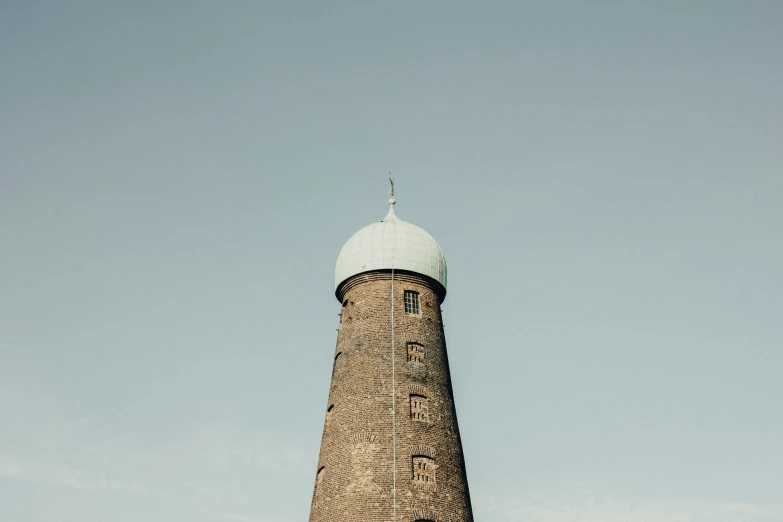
[308,181,474,522]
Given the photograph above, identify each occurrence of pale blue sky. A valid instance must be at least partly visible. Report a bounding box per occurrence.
[1,2,782,521]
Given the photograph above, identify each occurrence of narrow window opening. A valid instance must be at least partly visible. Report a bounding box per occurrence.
[325,404,334,428]
[315,466,326,494]
[339,299,348,324]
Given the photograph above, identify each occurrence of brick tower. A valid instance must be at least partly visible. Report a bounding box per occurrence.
[309,180,473,522]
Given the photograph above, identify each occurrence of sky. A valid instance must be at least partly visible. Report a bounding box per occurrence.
[1,1,782,521]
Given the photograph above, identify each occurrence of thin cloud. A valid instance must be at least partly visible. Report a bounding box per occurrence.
[218,512,265,522]
[0,454,147,494]
[473,482,782,522]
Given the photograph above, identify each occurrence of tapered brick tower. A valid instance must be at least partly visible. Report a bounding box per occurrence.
[309,181,473,522]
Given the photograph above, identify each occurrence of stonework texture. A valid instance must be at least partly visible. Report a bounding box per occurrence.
[309,270,474,522]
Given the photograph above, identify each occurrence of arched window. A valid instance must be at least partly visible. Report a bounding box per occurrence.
[410,395,429,423]
[407,342,424,363]
[331,352,342,379]
[412,456,436,485]
[313,465,326,497]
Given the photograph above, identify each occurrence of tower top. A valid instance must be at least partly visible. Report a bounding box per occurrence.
[334,176,447,299]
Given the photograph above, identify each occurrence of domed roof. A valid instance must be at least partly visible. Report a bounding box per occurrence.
[335,205,447,295]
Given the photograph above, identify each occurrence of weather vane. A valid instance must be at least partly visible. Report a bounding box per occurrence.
[388,172,396,207]
[388,172,395,198]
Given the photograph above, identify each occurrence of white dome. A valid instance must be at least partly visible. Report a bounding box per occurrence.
[335,206,447,293]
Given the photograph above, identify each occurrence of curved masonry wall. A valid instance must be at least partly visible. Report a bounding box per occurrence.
[309,271,473,522]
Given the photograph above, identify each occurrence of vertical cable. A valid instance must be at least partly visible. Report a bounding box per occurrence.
[387,176,398,522]
[390,266,397,521]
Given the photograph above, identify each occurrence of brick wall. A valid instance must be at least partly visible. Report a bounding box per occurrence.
[309,271,474,522]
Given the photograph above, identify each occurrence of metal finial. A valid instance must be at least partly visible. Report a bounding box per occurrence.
[388,172,396,206]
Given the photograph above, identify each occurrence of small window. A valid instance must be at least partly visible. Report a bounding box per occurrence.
[326,404,334,427]
[412,456,436,485]
[332,352,342,374]
[407,343,424,363]
[314,465,326,496]
[339,300,348,324]
[410,395,429,423]
[404,290,420,315]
